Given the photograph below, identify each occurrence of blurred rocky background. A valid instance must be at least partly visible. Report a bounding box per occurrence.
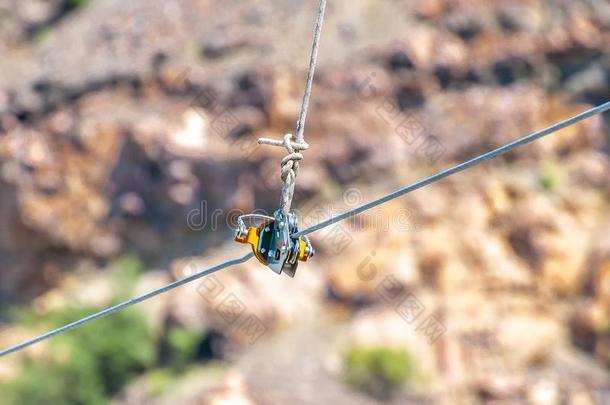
[0,0,609,404]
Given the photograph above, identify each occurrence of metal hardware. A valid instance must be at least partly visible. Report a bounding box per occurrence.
[234,210,315,277]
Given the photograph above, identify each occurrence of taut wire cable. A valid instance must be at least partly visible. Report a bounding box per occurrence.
[293,101,610,238]
[2,102,608,358]
[0,253,254,358]
[1,0,609,357]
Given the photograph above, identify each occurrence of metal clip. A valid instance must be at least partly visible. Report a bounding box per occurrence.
[234,210,314,277]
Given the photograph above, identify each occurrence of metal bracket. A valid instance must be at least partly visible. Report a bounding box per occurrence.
[234,210,314,277]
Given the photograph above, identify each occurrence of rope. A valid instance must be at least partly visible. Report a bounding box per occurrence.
[258,134,309,214]
[258,0,327,214]
[0,253,254,358]
[295,0,326,144]
[293,101,610,238]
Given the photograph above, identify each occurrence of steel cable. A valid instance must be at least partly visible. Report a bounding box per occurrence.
[2,101,608,358]
[2,102,609,358]
[293,101,610,237]
[0,253,254,358]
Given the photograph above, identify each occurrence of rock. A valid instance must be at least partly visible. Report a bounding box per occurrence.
[587,227,610,306]
[474,372,524,400]
[324,199,422,304]
[47,110,75,134]
[571,218,610,363]
[405,25,437,69]
[414,0,446,20]
[201,34,249,60]
[483,178,512,216]
[168,249,324,345]
[496,314,563,367]
[526,378,560,405]
[169,183,196,205]
[567,388,594,405]
[269,70,304,128]
[117,192,146,216]
[501,195,590,296]
[566,151,610,190]
[409,185,450,223]
[165,110,209,157]
[200,371,255,405]
[538,100,605,156]
[594,261,610,308]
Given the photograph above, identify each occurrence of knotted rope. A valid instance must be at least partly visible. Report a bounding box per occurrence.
[258,0,326,214]
[258,133,309,213]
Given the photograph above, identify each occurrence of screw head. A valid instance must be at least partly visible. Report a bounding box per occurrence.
[304,245,315,258]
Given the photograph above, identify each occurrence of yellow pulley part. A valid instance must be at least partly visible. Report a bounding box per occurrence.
[235,227,267,265]
[235,226,313,265]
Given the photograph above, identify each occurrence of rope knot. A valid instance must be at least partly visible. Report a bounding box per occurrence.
[258,133,309,212]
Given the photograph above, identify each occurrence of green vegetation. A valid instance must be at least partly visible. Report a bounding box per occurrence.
[30,0,93,42]
[1,255,154,405]
[0,254,213,404]
[66,0,93,11]
[147,369,174,398]
[33,27,52,44]
[344,346,416,400]
[166,327,204,373]
[539,158,561,191]
[112,254,145,299]
[2,306,154,405]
